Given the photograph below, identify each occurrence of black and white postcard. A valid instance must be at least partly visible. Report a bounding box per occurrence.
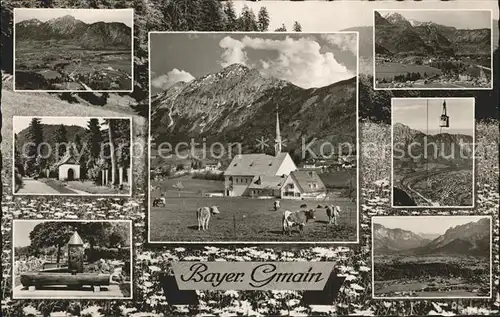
[374,9,493,90]
[148,32,359,243]
[14,8,133,92]
[372,216,492,299]
[13,116,132,196]
[392,98,475,208]
[12,220,133,299]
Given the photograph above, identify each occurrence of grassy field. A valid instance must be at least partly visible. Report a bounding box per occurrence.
[150,196,357,242]
[151,175,225,197]
[373,255,490,298]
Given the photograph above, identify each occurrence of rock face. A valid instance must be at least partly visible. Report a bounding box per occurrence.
[373,218,490,257]
[151,63,357,157]
[374,11,492,56]
[15,15,131,50]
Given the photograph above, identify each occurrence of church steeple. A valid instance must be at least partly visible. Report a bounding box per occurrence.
[275,106,282,156]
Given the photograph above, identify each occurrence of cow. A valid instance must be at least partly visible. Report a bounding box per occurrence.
[152,195,166,207]
[196,206,220,231]
[274,200,281,211]
[300,203,308,209]
[282,209,316,235]
[325,205,341,225]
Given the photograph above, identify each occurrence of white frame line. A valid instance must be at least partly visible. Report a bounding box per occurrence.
[11,116,133,197]
[390,97,476,209]
[11,219,134,300]
[372,8,494,91]
[146,31,360,245]
[12,8,135,93]
[371,215,493,300]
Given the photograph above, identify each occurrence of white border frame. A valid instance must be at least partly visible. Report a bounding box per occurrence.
[146,31,360,244]
[390,97,475,209]
[12,116,133,197]
[371,215,493,300]
[12,219,134,300]
[12,8,134,93]
[372,8,494,91]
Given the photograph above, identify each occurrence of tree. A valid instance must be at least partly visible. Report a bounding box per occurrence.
[274,23,287,32]
[77,222,112,251]
[105,119,118,186]
[292,21,302,32]
[87,119,102,161]
[224,0,238,31]
[29,222,74,263]
[54,124,68,161]
[238,5,258,31]
[200,0,224,31]
[26,118,45,176]
[73,133,87,179]
[257,7,270,32]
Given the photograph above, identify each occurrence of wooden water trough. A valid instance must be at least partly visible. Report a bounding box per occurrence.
[20,231,111,292]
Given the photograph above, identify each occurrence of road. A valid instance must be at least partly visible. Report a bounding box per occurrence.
[17,179,61,194]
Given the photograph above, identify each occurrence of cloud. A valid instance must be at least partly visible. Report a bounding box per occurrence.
[321,33,357,54]
[218,35,354,88]
[151,68,195,90]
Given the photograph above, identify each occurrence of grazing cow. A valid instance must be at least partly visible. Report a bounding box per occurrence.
[152,195,166,207]
[282,209,316,235]
[196,206,220,231]
[274,200,281,211]
[325,205,341,225]
[300,203,308,209]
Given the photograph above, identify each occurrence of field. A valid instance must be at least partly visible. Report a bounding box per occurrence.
[149,196,357,242]
[15,42,132,91]
[373,255,490,298]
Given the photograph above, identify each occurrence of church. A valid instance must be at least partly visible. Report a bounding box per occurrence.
[224,110,297,197]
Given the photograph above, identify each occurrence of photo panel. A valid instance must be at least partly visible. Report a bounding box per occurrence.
[373,9,493,90]
[12,219,133,299]
[12,116,133,196]
[13,8,134,92]
[372,216,492,299]
[391,97,475,208]
[148,32,360,243]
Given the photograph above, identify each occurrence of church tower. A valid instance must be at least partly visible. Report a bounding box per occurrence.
[274,107,282,156]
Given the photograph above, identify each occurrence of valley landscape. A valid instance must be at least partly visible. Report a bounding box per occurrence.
[374,10,492,89]
[14,10,132,91]
[373,217,491,298]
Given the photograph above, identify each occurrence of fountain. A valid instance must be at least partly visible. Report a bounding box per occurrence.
[20,231,111,292]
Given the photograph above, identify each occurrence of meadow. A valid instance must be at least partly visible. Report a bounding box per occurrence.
[150,196,357,242]
[373,255,490,298]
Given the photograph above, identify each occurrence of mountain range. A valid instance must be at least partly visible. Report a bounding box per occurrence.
[375,11,492,56]
[15,15,131,50]
[151,63,357,157]
[373,218,490,257]
[393,122,473,165]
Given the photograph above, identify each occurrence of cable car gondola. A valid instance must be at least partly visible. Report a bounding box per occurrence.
[439,100,449,128]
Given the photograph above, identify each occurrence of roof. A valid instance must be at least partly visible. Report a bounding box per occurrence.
[247,175,285,190]
[224,153,289,176]
[289,170,326,193]
[67,231,84,245]
[52,151,79,170]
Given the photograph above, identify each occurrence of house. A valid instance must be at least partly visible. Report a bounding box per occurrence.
[223,109,297,197]
[281,170,327,200]
[54,152,81,181]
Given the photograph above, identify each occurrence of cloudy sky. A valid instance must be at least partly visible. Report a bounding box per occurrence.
[374,216,489,235]
[13,117,108,134]
[392,98,474,136]
[378,10,492,29]
[232,1,498,32]
[150,32,357,94]
[15,8,133,27]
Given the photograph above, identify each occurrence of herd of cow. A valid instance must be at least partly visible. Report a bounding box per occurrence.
[190,201,342,235]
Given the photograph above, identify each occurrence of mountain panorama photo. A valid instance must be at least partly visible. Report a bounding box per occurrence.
[375,10,492,89]
[149,32,358,243]
[373,216,491,298]
[14,8,133,91]
[392,98,474,208]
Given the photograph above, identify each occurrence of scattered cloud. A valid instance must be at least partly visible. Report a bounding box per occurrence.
[218,35,354,88]
[321,33,357,54]
[151,68,195,90]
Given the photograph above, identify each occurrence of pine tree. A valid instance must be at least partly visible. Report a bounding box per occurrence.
[54,124,68,161]
[239,5,258,31]
[223,0,238,31]
[73,133,87,179]
[87,119,102,161]
[275,23,287,32]
[293,21,302,32]
[257,7,270,32]
[200,0,224,31]
[26,118,45,176]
